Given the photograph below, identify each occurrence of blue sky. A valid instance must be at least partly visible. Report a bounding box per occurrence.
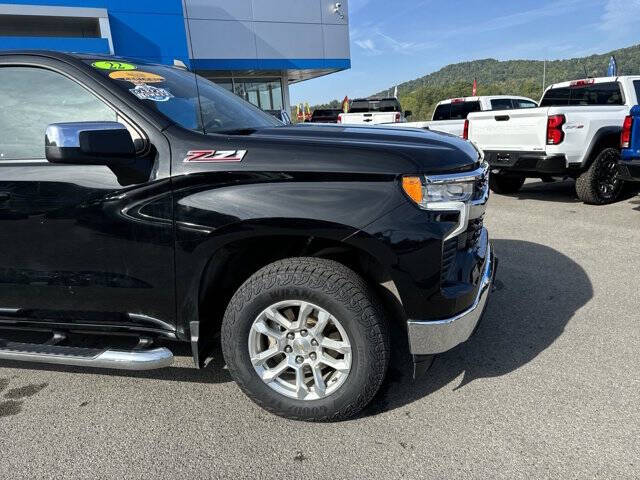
[290,0,640,105]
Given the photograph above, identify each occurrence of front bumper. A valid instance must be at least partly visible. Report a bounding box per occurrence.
[406,239,496,355]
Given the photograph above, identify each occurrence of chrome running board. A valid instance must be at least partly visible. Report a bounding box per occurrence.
[0,339,173,370]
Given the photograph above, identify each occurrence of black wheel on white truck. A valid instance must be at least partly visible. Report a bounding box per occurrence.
[575,147,623,205]
[466,76,639,205]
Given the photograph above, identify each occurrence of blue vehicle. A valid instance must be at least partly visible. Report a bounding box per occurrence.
[620,105,640,181]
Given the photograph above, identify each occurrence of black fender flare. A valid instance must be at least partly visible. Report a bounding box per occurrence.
[581,126,622,169]
[177,218,400,349]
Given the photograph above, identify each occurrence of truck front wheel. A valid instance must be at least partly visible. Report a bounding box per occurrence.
[489,173,526,194]
[221,257,390,421]
[575,148,623,205]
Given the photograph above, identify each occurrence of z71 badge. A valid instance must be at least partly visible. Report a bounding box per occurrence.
[184,150,247,163]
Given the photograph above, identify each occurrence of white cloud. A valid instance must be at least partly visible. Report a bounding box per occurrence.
[600,0,640,35]
[375,31,435,54]
[352,27,435,56]
[431,0,596,39]
[349,0,372,15]
[354,38,382,55]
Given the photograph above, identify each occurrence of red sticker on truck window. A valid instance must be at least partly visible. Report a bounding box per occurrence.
[184,150,247,163]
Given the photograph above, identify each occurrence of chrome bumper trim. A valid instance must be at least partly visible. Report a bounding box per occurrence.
[407,241,495,355]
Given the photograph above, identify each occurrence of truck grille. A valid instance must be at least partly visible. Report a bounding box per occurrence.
[466,216,484,249]
[441,237,458,283]
[442,216,485,284]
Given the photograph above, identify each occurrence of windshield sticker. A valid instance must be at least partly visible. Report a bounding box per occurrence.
[129,84,174,102]
[92,61,137,71]
[184,150,247,163]
[109,71,165,84]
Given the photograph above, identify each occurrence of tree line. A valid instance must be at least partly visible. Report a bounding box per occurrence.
[307,43,640,121]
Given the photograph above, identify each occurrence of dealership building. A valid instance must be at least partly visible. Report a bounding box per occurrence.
[0,1,351,111]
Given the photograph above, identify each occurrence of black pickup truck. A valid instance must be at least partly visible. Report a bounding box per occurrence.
[0,51,495,421]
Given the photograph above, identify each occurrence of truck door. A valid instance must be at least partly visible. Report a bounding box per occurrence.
[0,60,175,334]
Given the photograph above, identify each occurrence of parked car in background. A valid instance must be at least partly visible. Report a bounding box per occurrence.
[265,109,292,124]
[337,97,411,125]
[309,108,342,123]
[0,51,496,422]
[619,104,640,181]
[387,96,537,136]
[467,77,640,204]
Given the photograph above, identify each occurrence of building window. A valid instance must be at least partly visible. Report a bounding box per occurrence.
[212,77,284,111]
[213,79,234,93]
[0,14,101,37]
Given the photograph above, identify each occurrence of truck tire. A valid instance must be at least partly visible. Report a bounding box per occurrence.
[489,173,526,194]
[575,148,623,205]
[221,257,390,422]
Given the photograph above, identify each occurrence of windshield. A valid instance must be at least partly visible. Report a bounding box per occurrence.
[86,60,281,133]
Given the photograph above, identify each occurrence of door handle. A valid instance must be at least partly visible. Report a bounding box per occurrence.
[495,115,510,121]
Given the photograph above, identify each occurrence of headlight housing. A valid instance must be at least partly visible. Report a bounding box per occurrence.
[401,163,489,239]
[401,171,482,208]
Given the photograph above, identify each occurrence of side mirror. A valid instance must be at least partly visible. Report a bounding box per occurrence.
[45,122,136,165]
[404,110,413,118]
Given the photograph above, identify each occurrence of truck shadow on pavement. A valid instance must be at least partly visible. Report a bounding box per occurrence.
[1,239,594,414]
[364,239,593,417]
[509,179,640,204]
[510,179,582,203]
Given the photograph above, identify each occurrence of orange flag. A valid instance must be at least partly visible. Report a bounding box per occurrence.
[342,96,350,113]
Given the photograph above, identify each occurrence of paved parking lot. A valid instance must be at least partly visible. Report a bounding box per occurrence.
[1,180,639,479]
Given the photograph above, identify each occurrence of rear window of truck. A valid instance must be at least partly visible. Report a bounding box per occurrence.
[490,98,538,110]
[540,82,623,106]
[350,99,402,113]
[633,81,640,104]
[433,101,481,121]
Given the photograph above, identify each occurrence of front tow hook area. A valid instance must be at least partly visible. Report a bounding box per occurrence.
[412,354,435,379]
[411,249,497,379]
[407,241,496,366]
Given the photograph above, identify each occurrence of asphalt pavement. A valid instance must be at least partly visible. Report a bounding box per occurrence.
[1,179,639,479]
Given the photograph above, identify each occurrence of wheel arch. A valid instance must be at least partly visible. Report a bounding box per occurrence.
[189,227,404,363]
[581,126,622,169]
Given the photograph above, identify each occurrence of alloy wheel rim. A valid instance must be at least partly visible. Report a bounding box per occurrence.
[248,300,352,401]
[597,152,621,198]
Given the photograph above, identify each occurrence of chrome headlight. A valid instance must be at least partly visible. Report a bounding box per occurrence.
[401,163,489,239]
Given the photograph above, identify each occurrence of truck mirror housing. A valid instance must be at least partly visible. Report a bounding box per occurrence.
[45,122,136,165]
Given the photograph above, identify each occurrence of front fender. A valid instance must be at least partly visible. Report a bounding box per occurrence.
[171,172,405,338]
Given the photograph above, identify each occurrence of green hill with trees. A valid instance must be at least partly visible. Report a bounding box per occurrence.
[311,43,640,121]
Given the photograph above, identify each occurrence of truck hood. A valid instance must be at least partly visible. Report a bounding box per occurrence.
[215,124,481,175]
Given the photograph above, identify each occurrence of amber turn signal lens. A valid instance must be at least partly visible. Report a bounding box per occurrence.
[402,176,423,204]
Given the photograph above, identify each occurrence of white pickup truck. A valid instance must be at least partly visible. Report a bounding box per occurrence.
[468,76,640,204]
[337,97,410,125]
[389,96,538,136]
